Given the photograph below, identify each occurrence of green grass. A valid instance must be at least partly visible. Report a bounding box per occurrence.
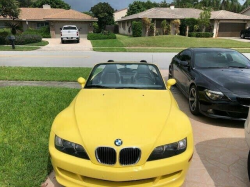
[0,67,92,81]
[23,40,49,46]
[93,47,127,52]
[0,86,79,187]
[91,34,250,52]
[91,39,125,48]
[0,46,40,51]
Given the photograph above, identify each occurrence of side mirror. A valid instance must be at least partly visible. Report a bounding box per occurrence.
[78,77,86,88]
[60,28,62,30]
[180,61,190,67]
[166,79,176,89]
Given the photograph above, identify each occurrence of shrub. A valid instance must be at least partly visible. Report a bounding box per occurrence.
[93,22,99,33]
[188,32,213,38]
[6,34,42,45]
[0,31,10,45]
[149,23,155,36]
[87,32,116,40]
[180,18,198,36]
[132,21,142,37]
[171,19,181,35]
[23,26,51,38]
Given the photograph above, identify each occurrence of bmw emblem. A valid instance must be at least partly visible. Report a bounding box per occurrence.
[114,139,123,146]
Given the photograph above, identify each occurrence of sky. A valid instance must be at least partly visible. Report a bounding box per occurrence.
[63,0,172,12]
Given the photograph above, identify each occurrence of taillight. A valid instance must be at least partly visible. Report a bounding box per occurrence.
[77,32,79,36]
[61,32,62,36]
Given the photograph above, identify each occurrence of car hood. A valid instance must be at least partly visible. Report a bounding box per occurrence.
[74,89,172,157]
[199,68,250,96]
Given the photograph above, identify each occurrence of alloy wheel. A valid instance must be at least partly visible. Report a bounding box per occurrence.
[189,87,197,112]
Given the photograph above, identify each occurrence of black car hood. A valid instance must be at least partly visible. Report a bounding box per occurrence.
[198,68,250,96]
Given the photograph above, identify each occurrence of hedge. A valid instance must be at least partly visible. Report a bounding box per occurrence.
[188,32,213,38]
[87,33,116,40]
[0,31,9,45]
[5,34,42,45]
[23,26,51,38]
[180,18,198,36]
[132,21,142,37]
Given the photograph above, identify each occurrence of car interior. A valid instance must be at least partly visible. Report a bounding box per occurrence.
[88,64,164,87]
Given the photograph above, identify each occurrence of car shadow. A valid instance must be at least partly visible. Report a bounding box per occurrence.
[171,86,245,129]
[194,138,249,186]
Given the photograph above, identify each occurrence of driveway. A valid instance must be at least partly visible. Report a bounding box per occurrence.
[219,37,250,43]
[38,38,93,51]
[41,70,249,187]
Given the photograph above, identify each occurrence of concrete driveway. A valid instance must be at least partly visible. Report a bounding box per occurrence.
[219,37,250,43]
[38,38,93,51]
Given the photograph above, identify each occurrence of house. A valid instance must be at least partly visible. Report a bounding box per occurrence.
[117,5,250,37]
[0,5,97,38]
[114,8,128,22]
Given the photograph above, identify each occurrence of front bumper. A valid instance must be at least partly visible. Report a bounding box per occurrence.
[49,139,193,187]
[199,92,249,120]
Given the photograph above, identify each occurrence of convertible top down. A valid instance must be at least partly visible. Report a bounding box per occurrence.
[49,61,193,187]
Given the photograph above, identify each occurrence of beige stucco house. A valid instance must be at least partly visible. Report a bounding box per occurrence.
[114,8,128,22]
[117,5,250,37]
[0,5,97,38]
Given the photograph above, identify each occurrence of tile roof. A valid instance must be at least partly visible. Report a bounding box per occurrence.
[118,8,250,21]
[240,6,250,14]
[45,9,97,20]
[0,8,97,21]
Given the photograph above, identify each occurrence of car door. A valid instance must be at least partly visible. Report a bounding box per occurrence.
[179,50,193,94]
[172,51,184,88]
[173,50,192,95]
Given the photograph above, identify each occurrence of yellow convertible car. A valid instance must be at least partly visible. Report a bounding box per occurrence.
[49,62,194,187]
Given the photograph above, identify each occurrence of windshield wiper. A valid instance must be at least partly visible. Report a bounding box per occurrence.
[228,66,249,69]
[86,85,111,89]
[115,87,140,89]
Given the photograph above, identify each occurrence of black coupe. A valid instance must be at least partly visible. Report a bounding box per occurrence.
[169,48,250,120]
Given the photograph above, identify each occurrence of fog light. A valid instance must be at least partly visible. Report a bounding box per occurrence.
[207,109,214,114]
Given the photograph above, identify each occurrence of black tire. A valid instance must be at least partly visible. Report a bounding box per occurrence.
[61,40,64,44]
[189,85,200,115]
[241,33,245,39]
[77,40,80,43]
[248,151,250,181]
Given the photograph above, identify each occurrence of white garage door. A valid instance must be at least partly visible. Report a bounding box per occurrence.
[54,22,89,38]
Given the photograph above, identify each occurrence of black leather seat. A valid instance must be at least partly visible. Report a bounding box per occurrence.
[101,65,121,84]
[133,65,155,85]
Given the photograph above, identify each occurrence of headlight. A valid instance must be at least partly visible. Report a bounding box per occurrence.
[205,89,224,100]
[55,135,89,160]
[147,138,187,161]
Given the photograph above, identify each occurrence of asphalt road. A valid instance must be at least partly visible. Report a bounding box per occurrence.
[1,51,250,70]
[0,51,176,69]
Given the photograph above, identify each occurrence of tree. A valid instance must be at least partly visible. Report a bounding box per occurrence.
[127,1,146,16]
[83,11,94,17]
[32,0,70,9]
[171,19,181,34]
[161,20,170,35]
[17,0,34,7]
[198,8,211,32]
[159,0,169,7]
[142,17,151,36]
[127,1,159,16]
[90,2,114,31]
[0,0,20,20]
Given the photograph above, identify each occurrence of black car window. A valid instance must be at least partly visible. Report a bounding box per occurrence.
[179,50,191,62]
[194,51,250,68]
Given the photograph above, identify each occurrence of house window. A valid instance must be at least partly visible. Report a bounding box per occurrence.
[37,22,49,29]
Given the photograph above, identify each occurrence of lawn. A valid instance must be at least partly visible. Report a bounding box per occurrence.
[0,46,40,51]
[23,40,49,46]
[0,86,79,187]
[90,34,250,52]
[0,67,92,81]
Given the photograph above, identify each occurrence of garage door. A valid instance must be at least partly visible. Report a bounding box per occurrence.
[54,22,88,38]
[218,23,246,37]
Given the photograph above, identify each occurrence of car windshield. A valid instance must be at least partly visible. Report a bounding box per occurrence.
[194,51,250,69]
[85,63,166,90]
[63,27,77,30]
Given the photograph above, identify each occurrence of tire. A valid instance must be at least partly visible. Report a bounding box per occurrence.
[189,85,200,115]
[61,39,64,44]
[241,33,245,39]
[77,40,80,43]
[248,151,250,181]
